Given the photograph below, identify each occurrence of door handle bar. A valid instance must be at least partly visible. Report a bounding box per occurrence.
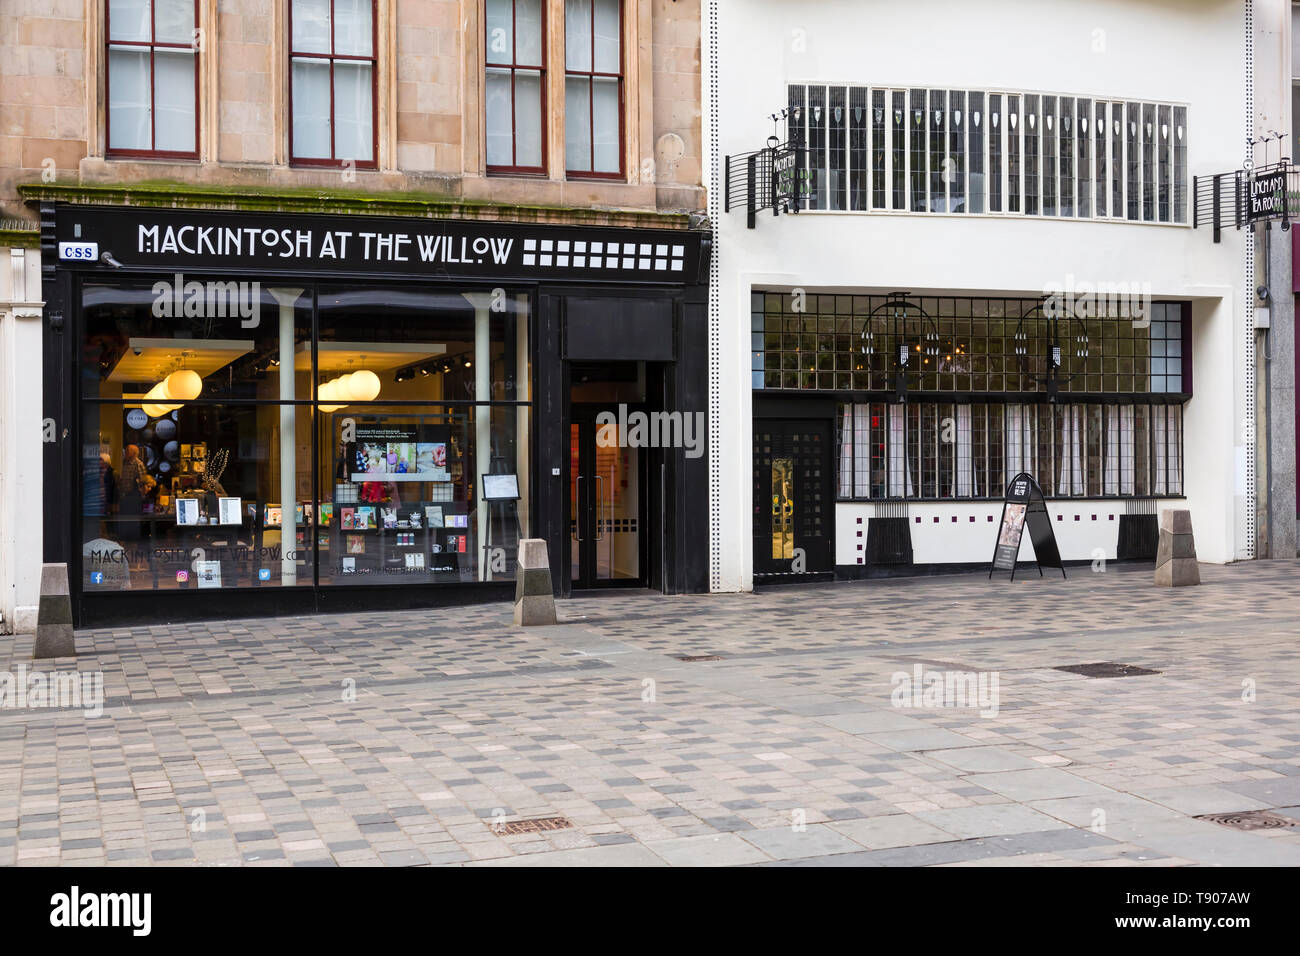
[595,474,605,541]
[574,475,583,541]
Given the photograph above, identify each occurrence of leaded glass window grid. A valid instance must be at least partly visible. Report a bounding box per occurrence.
[784,83,1189,225]
[751,293,1191,397]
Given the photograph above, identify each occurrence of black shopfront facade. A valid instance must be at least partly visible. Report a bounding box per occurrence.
[40,203,709,626]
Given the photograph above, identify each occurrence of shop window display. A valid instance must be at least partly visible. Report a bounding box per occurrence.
[80,281,531,592]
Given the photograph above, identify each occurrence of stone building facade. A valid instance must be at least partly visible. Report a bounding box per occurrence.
[1,0,703,221]
[1,0,708,629]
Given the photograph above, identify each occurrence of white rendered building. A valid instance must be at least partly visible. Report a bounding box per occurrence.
[0,239,43,632]
[704,0,1287,591]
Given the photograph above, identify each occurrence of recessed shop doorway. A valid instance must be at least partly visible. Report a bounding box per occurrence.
[568,362,657,590]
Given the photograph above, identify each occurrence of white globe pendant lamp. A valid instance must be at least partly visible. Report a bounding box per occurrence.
[142,369,202,419]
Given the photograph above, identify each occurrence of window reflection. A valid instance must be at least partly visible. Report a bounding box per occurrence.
[80,282,532,592]
[82,282,312,401]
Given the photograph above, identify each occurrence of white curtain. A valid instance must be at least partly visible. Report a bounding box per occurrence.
[1168,407,1182,493]
[154,51,197,153]
[1120,405,1135,494]
[854,404,871,496]
[888,404,913,497]
[292,58,333,159]
[1005,405,1021,482]
[1152,406,1181,494]
[1057,405,1083,496]
[955,404,973,497]
[1006,404,1034,485]
[1104,405,1120,496]
[333,62,374,162]
[838,405,854,497]
[108,49,151,150]
[1153,406,1169,494]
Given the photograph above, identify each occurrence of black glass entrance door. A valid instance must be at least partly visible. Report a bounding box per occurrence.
[753,420,833,576]
[570,417,644,588]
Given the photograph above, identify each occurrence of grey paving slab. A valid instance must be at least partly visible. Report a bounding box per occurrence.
[922,746,1049,773]
[864,728,987,752]
[826,814,958,849]
[777,697,874,717]
[1132,785,1275,816]
[1119,821,1300,866]
[738,823,867,860]
[860,828,1120,867]
[965,769,1116,802]
[645,833,774,866]
[1221,777,1300,808]
[466,843,668,867]
[812,711,931,734]
[913,804,1071,840]
[1028,793,1187,830]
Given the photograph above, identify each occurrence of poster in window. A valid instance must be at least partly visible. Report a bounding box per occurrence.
[176,497,200,526]
[349,425,451,482]
[218,497,242,525]
[195,560,221,588]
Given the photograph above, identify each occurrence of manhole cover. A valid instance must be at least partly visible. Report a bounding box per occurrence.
[1053,662,1161,678]
[1195,810,1298,831]
[492,816,573,835]
[677,655,723,662]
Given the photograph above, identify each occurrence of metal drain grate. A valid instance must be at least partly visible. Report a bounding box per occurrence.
[492,816,573,835]
[677,654,723,662]
[1195,810,1298,831]
[1053,662,1161,678]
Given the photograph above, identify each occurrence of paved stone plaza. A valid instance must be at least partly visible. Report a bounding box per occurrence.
[3,560,1300,867]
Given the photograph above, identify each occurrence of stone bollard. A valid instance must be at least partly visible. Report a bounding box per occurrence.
[34,563,76,658]
[1155,509,1200,587]
[513,539,557,626]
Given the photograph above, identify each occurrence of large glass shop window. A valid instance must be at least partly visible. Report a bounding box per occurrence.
[80,281,531,593]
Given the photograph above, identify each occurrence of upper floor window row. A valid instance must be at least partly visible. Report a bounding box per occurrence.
[485,0,625,178]
[106,0,377,167]
[787,84,1188,225]
[104,1,625,178]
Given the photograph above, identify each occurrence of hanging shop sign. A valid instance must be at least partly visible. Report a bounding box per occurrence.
[988,472,1066,581]
[1194,162,1293,241]
[51,206,704,284]
[724,133,806,228]
[1247,169,1288,222]
[770,145,806,212]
